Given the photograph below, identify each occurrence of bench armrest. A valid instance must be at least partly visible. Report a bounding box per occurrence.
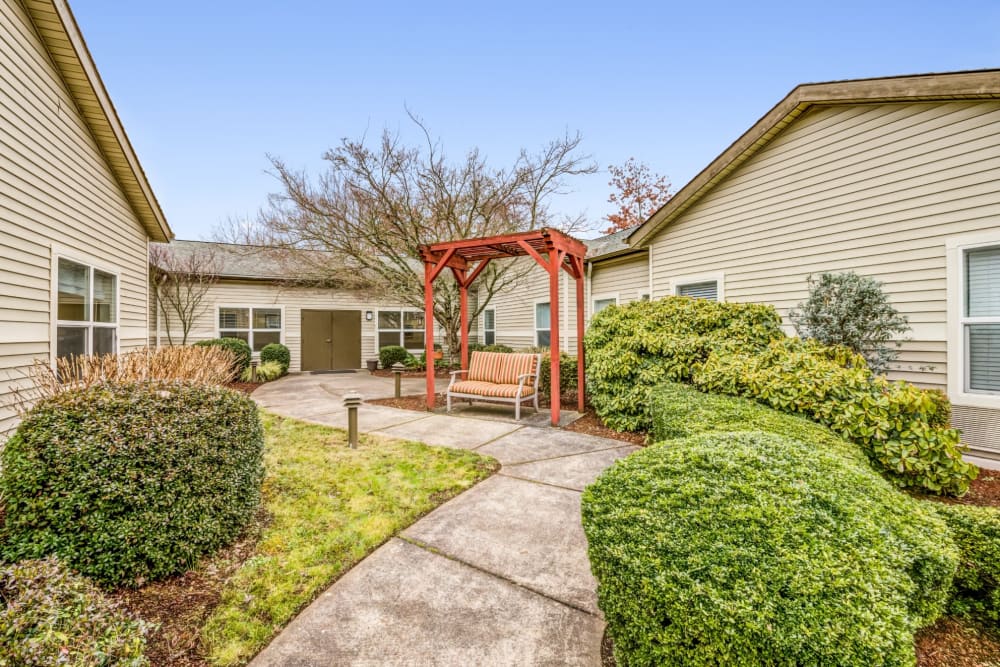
[450,370,469,377]
[517,372,536,382]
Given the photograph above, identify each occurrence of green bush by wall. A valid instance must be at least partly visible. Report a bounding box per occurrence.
[0,557,148,666]
[195,337,252,379]
[583,297,784,431]
[1,381,265,588]
[932,502,1000,623]
[259,342,290,374]
[378,345,411,369]
[693,337,974,495]
[538,350,577,395]
[582,430,957,666]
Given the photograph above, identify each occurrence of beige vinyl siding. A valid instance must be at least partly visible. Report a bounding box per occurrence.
[589,252,649,320]
[648,100,1000,396]
[157,280,424,372]
[0,0,151,434]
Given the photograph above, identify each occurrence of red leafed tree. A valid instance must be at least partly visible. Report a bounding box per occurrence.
[604,158,672,234]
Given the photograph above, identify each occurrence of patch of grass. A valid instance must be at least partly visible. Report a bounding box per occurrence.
[200,412,498,666]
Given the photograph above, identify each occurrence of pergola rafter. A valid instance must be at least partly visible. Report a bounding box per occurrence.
[419,228,587,426]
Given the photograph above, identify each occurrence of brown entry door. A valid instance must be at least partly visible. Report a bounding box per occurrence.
[300,310,362,371]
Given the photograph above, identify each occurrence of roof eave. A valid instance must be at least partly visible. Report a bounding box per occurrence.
[628,69,1000,248]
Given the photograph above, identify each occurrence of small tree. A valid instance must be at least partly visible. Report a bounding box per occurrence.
[149,244,221,345]
[789,272,910,375]
[604,157,672,234]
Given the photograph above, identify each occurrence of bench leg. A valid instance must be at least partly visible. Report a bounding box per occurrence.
[446,392,451,413]
[515,399,521,421]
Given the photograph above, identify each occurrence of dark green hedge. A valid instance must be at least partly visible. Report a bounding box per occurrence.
[584,296,784,431]
[932,502,1000,623]
[378,345,410,369]
[260,342,290,374]
[538,351,577,396]
[582,431,957,666]
[0,557,148,665]
[1,381,265,588]
[195,337,252,379]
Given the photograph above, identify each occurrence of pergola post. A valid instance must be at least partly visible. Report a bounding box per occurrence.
[459,280,469,370]
[548,249,563,426]
[424,261,436,410]
[575,259,585,412]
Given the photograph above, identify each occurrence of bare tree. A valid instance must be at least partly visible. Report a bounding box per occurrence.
[149,243,221,345]
[219,115,596,356]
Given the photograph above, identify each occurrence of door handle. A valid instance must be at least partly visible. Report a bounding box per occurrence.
[325,339,332,343]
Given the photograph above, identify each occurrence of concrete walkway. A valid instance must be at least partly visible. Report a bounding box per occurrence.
[249,372,638,666]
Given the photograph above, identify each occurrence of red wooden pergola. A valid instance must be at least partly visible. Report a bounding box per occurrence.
[418,228,588,426]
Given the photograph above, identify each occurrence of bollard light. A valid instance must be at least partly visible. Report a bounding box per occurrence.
[391,362,405,398]
[343,391,362,449]
[250,359,259,383]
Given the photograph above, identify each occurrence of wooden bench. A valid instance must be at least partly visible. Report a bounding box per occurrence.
[446,351,541,420]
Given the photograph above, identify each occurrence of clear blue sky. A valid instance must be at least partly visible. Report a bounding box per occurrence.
[71,0,1000,241]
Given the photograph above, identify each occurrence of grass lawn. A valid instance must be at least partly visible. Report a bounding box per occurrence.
[118,411,498,666]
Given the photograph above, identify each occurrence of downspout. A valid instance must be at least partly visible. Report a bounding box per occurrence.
[648,246,654,298]
[586,261,593,324]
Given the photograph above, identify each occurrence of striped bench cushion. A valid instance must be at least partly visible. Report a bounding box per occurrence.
[468,352,538,385]
[450,380,535,399]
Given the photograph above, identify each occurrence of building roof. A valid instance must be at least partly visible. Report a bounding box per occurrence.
[23,0,172,242]
[583,227,644,261]
[627,69,1000,248]
[152,240,299,279]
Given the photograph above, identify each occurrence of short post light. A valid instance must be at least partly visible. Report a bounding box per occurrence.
[250,359,259,383]
[391,362,405,398]
[343,391,362,449]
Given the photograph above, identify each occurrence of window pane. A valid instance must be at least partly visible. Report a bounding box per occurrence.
[58,258,89,321]
[253,308,281,329]
[378,311,400,329]
[969,323,1000,393]
[93,270,116,323]
[594,298,616,313]
[403,331,424,350]
[536,330,551,347]
[484,309,495,330]
[219,308,249,329]
[535,302,550,329]
[485,331,495,345]
[220,330,249,343]
[378,331,400,350]
[57,326,87,359]
[967,247,1000,317]
[253,330,281,351]
[678,281,718,301]
[403,311,425,330]
[93,327,116,356]
[640,293,651,302]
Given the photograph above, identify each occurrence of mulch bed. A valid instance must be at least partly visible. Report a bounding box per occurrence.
[932,471,1000,509]
[564,410,647,446]
[225,381,262,395]
[367,393,447,411]
[110,510,268,667]
[916,617,1000,667]
[370,368,453,378]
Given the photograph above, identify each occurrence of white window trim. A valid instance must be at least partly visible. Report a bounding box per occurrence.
[217,304,285,354]
[638,289,651,302]
[946,232,1000,409]
[534,298,552,347]
[376,307,426,352]
[670,272,725,301]
[591,292,619,318]
[482,306,496,345]
[50,245,121,366]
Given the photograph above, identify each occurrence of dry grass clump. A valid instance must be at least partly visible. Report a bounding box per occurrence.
[17,346,237,407]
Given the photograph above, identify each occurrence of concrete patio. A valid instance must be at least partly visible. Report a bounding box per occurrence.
[249,372,639,666]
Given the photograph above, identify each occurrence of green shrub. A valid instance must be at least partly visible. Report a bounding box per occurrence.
[1,381,265,587]
[195,337,252,379]
[0,557,148,666]
[789,271,910,375]
[241,360,284,383]
[259,343,290,374]
[582,431,957,666]
[404,352,426,371]
[932,502,1000,622]
[584,296,784,431]
[649,381,866,463]
[482,344,514,353]
[379,345,410,369]
[693,337,975,495]
[538,350,577,395]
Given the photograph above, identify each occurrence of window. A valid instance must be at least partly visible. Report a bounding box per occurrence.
[378,309,425,351]
[483,307,496,345]
[219,307,283,352]
[593,295,618,314]
[964,246,1000,394]
[638,291,651,302]
[672,273,724,302]
[535,302,551,347]
[55,257,117,360]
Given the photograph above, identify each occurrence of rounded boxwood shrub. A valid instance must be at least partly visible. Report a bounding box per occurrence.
[931,502,1000,622]
[0,381,265,588]
[379,345,410,369]
[259,342,291,374]
[538,350,577,396]
[0,557,148,666]
[195,337,252,379]
[582,431,957,666]
[482,343,514,353]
